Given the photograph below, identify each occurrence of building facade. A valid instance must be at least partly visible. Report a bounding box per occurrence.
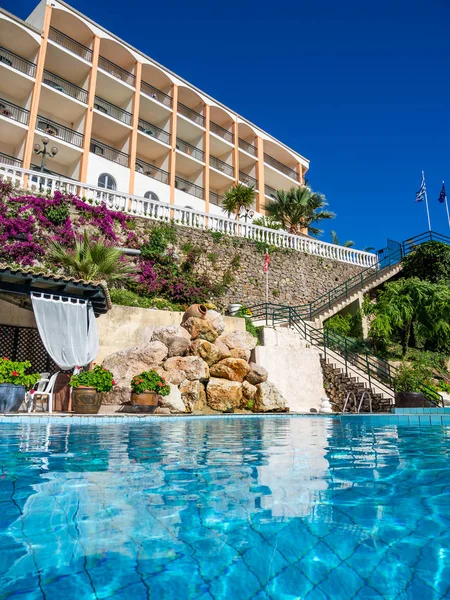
[0,0,310,215]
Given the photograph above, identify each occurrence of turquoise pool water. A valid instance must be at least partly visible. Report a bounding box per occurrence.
[1,417,450,599]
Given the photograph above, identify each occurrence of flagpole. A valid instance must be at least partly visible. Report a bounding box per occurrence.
[423,171,431,231]
[265,246,269,305]
[444,181,450,231]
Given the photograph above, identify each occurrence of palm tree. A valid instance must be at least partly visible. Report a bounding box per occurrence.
[330,230,355,248]
[50,230,135,285]
[264,186,335,236]
[222,183,256,219]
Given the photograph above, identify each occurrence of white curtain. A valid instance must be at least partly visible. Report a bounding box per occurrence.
[31,293,99,370]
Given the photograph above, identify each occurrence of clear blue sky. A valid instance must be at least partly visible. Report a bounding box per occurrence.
[8,0,450,251]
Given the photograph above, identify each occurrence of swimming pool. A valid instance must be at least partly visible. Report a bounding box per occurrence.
[1,417,449,599]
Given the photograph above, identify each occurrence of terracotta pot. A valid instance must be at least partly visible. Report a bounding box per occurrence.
[72,387,102,414]
[131,391,159,412]
[181,304,207,323]
[0,383,26,412]
[395,392,426,408]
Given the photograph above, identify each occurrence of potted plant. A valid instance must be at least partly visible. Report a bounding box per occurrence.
[0,358,40,413]
[228,302,242,316]
[131,370,170,412]
[69,365,115,414]
[394,364,426,408]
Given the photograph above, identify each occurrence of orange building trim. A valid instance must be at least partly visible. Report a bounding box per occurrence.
[79,35,100,183]
[256,136,265,214]
[233,121,239,185]
[204,104,210,213]
[169,84,178,205]
[128,61,142,194]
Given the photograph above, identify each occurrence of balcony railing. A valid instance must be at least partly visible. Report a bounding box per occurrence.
[239,171,257,188]
[238,138,257,156]
[90,139,129,167]
[0,98,29,125]
[209,191,223,207]
[210,155,234,178]
[43,70,88,103]
[265,184,277,199]
[98,56,135,86]
[138,118,170,145]
[49,27,93,62]
[94,96,132,126]
[0,46,36,78]
[175,175,204,199]
[141,81,172,108]
[135,157,170,185]
[0,151,22,168]
[176,138,204,161]
[36,115,84,148]
[210,121,234,143]
[264,153,298,180]
[178,103,205,127]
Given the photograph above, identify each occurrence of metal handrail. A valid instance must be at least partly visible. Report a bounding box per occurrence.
[36,115,83,147]
[0,151,22,167]
[175,175,204,199]
[94,96,132,126]
[176,138,204,161]
[0,98,29,125]
[141,81,172,107]
[138,118,170,145]
[210,121,234,143]
[98,55,135,86]
[358,391,373,413]
[239,171,257,188]
[48,27,93,62]
[238,138,257,156]
[264,152,298,180]
[135,157,170,184]
[210,155,234,177]
[209,191,222,206]
[265,184,277,198]
[342,391,357,413]
[178,102,205,126]
[90,139,129,167]
[43,70,88,103]
[0,46,36,77]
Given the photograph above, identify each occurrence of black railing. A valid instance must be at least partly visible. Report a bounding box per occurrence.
[36,115,84,147]
[176,138,204,161]
[90,139,129,167]
[98,56,135,86]
[0,98,29,125]
[0,151,22,168]
[265,184,277,198]
[239,171,257,188]
[0,46,36,77]
[210,121,234,143]
[135,157,170,185]
[138,118,170,144]
[178,103,205,126]
[141,81,172,107]
[94,96,132,126]
[238,138,257,156]
[210,155,234,177]
[209,191,223,206]
[175,176,204,199]
[264,152,298,180]
[49,27,93,62]
[43,70,88,103]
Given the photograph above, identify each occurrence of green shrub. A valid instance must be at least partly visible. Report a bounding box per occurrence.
[131,370,170,395]
[69,365,115,393]
[141,222,177,259]
[44,202,70,226]
[0,358,40,390]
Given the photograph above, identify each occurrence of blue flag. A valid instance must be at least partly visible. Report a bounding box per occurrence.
[416,172,426,203]
[438,182,446,204]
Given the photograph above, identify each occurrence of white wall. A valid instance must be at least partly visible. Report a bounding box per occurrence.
[86,153,130,192]
[174,188,206,212]
[133,172,170,203]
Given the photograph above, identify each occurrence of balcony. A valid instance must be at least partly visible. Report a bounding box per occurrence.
[209,191,223,207]
[0,46,36,78]
[94,96,132,126]
[98,56,135,87]
[265,184,277,199]
[0,151,22,168]
[141,81,172,108]
[176,138,204,162]
[239,171,257,188]
[238,138,257,157]
[0,98,29,126]
[138,118,170,145]
[43,70,88,103]
[175,175,204,199]
[90,139,129,167]
[135,157,170,185]
[210,121,234,143]
[36,116,84,148]
[178,103,205,127]
[264,152,298,181]
[210,155,234,178]
[48,27,93,62]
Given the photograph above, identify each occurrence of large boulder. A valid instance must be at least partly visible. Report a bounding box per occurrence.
[210,358,250,382]
[246,362,268,386]
[218,331,257,361]
[206,378,243,412]
[151,326,191,357]
[189,339,222,366]
[242,380,257,401]
[204,310,225,336]
[159,383,186,413]
[164,356,209,382]
[102,386,130,405]
[254,380,287,412]
[179,380,207,412]
[181,317,218,343]
[102,341,168,388]
[214,338,232,360]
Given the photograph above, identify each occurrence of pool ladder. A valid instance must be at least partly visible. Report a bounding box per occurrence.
[342,390,373,414]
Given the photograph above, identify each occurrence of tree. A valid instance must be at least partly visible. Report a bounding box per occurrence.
[50,230,135,285]
[252,215,283,230]
[402,241,450,284]
[264,186,335,236]
[330,230,354,248]
[222,183,256,219]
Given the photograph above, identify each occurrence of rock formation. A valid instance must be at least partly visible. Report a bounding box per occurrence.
[102,307,287,414]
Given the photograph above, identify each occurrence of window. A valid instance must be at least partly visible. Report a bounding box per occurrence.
[98,173,116,190]
[144,191,159,201]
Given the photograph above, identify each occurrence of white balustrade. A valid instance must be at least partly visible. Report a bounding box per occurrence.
[0,165,378,267]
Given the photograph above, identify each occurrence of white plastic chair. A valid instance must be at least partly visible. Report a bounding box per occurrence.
[27,372,59,413]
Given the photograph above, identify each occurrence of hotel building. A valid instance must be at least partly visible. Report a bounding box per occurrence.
[0,0,309,215]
